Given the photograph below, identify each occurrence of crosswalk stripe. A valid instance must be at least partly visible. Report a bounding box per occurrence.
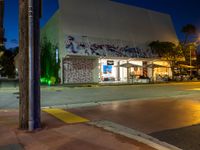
[43,108,89,123]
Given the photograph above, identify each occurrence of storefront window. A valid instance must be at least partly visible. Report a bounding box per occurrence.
[100,59,143,83]
[102,65,115,81]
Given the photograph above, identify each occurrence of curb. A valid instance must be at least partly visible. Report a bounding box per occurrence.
[41,95,191,110]
[88,120,182,150]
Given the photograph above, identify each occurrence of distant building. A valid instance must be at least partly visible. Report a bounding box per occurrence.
[41,0,178,84]
[0,0,4,46]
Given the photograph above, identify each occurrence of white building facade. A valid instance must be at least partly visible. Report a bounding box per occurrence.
[41,0,178,84]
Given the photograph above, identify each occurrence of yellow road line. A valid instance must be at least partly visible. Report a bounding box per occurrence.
[43,108,89,124]
[188,88,200,91]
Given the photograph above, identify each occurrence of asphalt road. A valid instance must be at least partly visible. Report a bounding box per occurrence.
[0,82,200,109]
[69,98,200,150]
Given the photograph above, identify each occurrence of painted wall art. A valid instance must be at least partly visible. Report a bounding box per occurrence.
[65,35,157,58]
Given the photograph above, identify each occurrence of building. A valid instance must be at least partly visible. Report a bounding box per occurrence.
[41,0,178,84]
[0,0,4,46]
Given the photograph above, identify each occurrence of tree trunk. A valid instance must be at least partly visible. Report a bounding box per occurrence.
[19,0,29,129]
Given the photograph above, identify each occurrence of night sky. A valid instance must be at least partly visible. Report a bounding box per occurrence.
[4,0,200,48]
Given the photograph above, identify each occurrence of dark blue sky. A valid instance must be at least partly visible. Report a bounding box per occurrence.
[4,0,200,48]
[4,0,58,48]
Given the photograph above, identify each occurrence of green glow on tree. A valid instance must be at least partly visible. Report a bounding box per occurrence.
[40,36,60,85]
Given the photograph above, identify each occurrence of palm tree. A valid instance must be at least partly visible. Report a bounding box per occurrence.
[181,24,197,67]
[181,24,196,45]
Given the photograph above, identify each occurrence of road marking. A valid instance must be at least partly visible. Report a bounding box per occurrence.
[43,108,89,124]
[187,88,200,91]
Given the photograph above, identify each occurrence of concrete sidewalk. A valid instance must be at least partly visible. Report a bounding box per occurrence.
[0,110,156,150]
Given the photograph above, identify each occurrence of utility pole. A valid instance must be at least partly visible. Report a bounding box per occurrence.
[19,0,41,130]
[32,0,41,130]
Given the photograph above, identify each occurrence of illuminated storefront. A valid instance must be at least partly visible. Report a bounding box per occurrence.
[99,59,143,83]
[99,59,172,83]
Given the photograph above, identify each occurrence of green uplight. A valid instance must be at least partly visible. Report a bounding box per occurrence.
[40,76,57,86]
[48,80,51,86]
[40,77,47,83]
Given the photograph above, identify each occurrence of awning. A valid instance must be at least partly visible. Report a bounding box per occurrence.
[119,63,142,68]
[179,64,196,69]
[146,64,169,68]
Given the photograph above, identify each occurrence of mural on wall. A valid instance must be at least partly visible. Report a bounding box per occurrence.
[65,35,157,58]
[63,58,95,83]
